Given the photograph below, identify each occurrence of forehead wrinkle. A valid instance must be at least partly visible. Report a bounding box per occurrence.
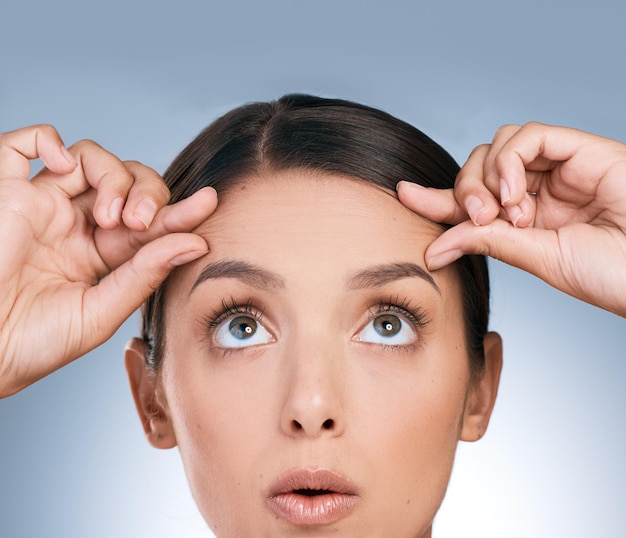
[189,259,286,296]
[346,262,440,294]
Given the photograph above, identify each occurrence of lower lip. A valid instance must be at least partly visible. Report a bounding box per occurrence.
[267,492,359,525]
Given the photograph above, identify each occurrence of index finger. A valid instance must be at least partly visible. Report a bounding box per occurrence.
[0,124,77,180]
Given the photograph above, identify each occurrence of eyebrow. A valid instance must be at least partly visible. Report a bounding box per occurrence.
[346,262,440,294]
[189,259,286,295]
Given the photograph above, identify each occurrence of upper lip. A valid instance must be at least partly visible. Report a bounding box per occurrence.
[267,467,359,497]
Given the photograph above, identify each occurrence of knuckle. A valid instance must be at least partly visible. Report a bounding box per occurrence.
[469,143,491,158]
[70,138,104,152]
[154,181,170,200]
[155,181,170,202]
[493,150,507,167]
[521,120,546,130]
[454,172,470,189]
[124,161,170,201]
[105,169,134,187]
[142,180,169,201]
[477,225,498,258]
[495,123,521,135]
[34,123,58,136]
[0,123,57,146]
[493,124,522,144]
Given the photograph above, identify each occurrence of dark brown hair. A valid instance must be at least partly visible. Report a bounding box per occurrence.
[141,94,489,374]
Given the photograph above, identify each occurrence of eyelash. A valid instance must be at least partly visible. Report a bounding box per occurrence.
[200,295,431,355]
[364,296,431,352]
[200,297,267,357]
[203,297,264,329]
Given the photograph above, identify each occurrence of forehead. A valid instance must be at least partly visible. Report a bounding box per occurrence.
[201,170,442,264]
[170,170,459,301]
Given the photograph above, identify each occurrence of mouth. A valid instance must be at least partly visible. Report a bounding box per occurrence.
[267,468,360,526]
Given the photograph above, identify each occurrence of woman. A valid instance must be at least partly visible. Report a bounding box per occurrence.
[1,95,624,536]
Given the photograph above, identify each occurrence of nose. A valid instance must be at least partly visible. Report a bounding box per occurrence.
[279,346,346,439]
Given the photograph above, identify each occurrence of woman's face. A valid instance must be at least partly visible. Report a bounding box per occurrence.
[127,170,501,538]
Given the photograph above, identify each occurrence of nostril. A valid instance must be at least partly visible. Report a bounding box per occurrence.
[289,418,335,433]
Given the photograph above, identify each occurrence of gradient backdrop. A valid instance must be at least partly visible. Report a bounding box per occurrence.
[1,1,625,536]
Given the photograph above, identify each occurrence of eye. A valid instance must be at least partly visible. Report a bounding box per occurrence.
[214,315,273,348]
[356,313,417,346]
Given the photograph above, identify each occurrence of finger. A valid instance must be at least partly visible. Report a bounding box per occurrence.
[119,160,170,232]
[396,182,467,225]
[424,219,561,282]
[493,122,589,203]
[137,186,218,239]
[72,140,137,229]
[41,139,136,229]
[454,144,504,225]
[501,191,538,228]
[0,124,77,179]
[82,233,209,346]
[480,124,545,227]
[481,125,533,226]
[482,124,523,204]
[94,187,218,270]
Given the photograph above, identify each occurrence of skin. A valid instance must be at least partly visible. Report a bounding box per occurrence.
[2,121,623,536]
[127,170,502,537]
[0,125,215,398]
[397,122,626,317]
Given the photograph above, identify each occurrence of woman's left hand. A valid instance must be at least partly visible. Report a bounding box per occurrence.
[397,122,626,317]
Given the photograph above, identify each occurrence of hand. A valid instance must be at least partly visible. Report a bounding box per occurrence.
[0,125,217,397]
[397,122,626,317]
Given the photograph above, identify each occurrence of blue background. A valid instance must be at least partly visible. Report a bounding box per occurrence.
[1,1,625,536]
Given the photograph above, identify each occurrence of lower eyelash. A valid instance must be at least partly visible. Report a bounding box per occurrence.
[376,341,424,354]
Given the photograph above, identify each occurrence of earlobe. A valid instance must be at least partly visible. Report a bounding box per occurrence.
[461,331,503,442]
[125,337,177,449]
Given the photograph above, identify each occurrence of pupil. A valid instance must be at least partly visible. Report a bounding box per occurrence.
[374,314,401,337]
[228,316,257,339]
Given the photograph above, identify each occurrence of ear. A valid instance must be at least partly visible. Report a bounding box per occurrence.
[125,337,177,449]
[461,331,503,442]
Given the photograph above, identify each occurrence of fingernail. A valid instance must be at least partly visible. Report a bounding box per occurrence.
[201,186,218,196]
[500,178,511,205]
[427,249,464,271]
[133,198,158,230]
[508,205,525,228]
[170,250,208,267]
[108,197,124,225]
[396,180,425,192]
[60,145,76,165]
[466,195,486,226]
[520,195,535,218]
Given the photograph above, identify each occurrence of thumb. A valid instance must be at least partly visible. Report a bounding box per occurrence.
[82,233,208,347]
[426,219,561,281]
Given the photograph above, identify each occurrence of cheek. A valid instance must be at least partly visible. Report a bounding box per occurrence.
[354,351,469,525]
[158,302,472,535]
[159,351,275,528]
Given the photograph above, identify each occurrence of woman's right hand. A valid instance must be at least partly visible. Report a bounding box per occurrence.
[0,125,218,397]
